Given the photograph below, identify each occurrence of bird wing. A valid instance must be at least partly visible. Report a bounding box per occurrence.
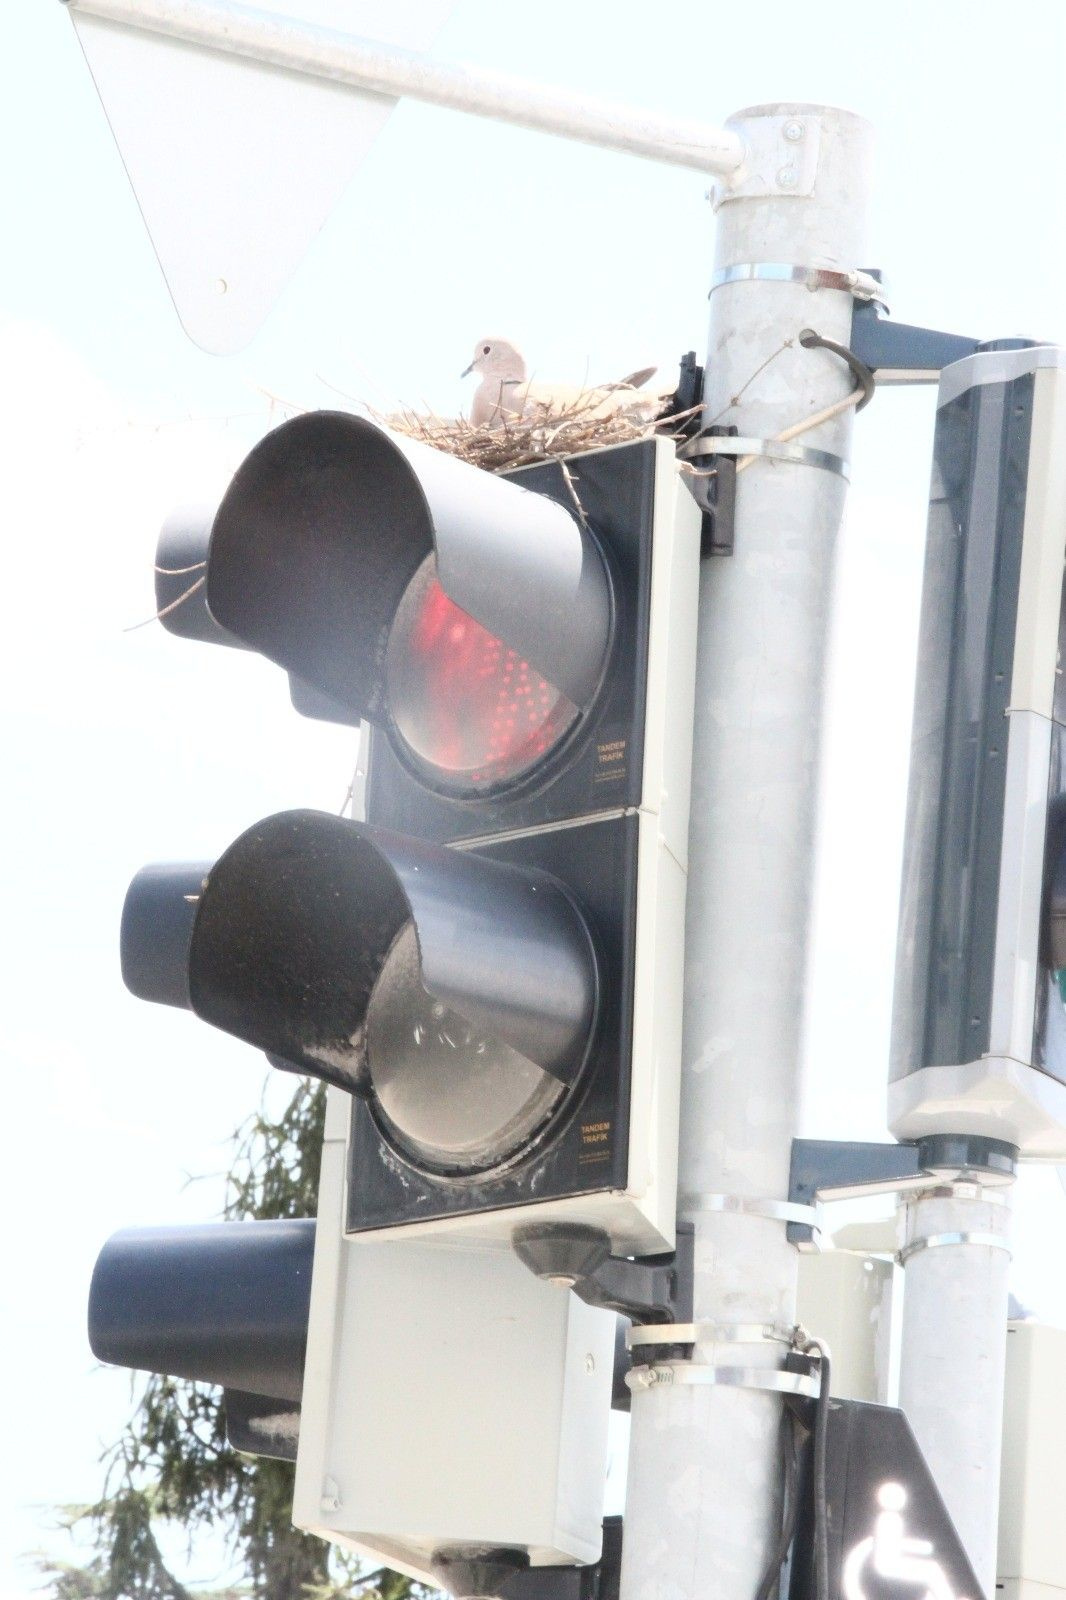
[612,366,658,391]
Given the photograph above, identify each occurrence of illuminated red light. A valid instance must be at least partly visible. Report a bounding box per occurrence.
[385,557,578,794]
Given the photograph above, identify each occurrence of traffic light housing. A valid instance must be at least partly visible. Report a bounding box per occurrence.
[130,419,701,1252]
[103,418,702,1584]
[890,344,1066,1154]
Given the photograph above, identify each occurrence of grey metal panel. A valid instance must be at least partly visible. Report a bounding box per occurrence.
[1034,721,1066,1080]
[938,345,1066,408]
[892,372,1034,1079]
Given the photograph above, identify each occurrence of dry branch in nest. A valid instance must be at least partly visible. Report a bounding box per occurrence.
[375,393,693,476]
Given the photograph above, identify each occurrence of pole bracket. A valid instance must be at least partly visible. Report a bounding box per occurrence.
[511,1220,694,1325]
[787,1134,1018,1247]
[680,1190,821,1228]
[897,1229,1013,1267]
[626,1326,823,1400]
[627,1361,820,1399]
[627,1319,794,1350]
[708,261,888,303]
[681,432,850,480]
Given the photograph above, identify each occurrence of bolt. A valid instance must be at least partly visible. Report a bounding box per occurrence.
[783,121,804,142]
[631,1365,671,1389]
[777,167,798,189]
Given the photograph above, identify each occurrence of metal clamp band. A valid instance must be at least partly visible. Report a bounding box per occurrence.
[679,1191,823,1228]
[909,1183,1011,1205]
[627,1320,794,1350]
[627,1363,821,1400]
[679,435,849,480]
[709,263,888,303]
[897,1230,1013,1266]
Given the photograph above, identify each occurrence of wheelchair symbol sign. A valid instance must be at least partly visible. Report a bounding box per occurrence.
[842,1482,973,1600]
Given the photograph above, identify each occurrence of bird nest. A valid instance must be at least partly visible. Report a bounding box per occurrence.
[377,394,685,475]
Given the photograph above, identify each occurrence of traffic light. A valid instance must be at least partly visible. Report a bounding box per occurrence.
[103,416,702,1587]
[132,414,700,1251]
[890,343,1066,1154]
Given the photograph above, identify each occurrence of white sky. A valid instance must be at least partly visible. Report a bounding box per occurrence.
[5,1,1066,1594]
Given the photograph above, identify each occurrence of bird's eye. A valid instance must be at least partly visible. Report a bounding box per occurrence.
[482,345,490,355]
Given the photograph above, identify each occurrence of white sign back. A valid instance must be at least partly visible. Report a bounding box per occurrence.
[68,0,455,352]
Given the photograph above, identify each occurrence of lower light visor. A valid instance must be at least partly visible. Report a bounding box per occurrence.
[184,810,599,1176]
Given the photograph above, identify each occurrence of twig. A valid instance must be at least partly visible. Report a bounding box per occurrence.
[704,337,795,426]
[124,574,205,633]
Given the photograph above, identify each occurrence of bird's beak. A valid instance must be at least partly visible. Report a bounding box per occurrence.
[461,362,474,378]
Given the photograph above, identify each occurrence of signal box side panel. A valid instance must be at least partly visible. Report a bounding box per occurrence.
[890,367,1034,1086]
[890,353,1066,1151]
[294,1104,615,1579]
[997,1321,1066,1594]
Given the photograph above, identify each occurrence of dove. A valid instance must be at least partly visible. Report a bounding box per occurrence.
[463,337,665,428]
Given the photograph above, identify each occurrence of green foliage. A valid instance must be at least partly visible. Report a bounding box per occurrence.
[43,1077,421,1600]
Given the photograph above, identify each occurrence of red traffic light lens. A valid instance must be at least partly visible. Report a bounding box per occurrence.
[385,557,579,795]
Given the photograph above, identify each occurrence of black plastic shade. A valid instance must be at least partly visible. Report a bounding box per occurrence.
[88,1219,314,1402]
[121,861,211,1009]
[186,809,599,1104]
[204,412,612,722]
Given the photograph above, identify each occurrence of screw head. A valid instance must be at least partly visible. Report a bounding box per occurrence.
[783,121,804,142]
[584,1353,596,1374]
[777,167,798,189]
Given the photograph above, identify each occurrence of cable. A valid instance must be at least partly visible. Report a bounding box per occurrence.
[798,1333,832,1600]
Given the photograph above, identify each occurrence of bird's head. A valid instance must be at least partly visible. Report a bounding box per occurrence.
[462,338,527,382]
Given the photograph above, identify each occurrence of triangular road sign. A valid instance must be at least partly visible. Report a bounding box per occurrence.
[68,0,455,352]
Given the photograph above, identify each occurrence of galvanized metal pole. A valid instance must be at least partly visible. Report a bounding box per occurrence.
[620,103,873,1600]
[897,1184,1012,1591]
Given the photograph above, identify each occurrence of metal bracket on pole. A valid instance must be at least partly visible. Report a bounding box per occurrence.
[498,1517,623,1600]
[897,1228,1013,1267]
[625,1322,821,1401]
[848,288,981,383]
[708,262,888,302]
[787,1135,1018,1246]
[511,1221,693,1326]
[683,433,850,480]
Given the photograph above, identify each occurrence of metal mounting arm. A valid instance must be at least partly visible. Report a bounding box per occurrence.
[787,1135,1017,1245]
[512,1222,693,1326]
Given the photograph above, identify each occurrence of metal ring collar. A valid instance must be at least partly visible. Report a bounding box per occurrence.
[897,1230,1013,1267]
[679,1191,823,1228]
[627,1320,794,1350]
[910,1183,1011,1204]
[709,263,888,304]
[680,435,849,480]
[627,1363,821,1400]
